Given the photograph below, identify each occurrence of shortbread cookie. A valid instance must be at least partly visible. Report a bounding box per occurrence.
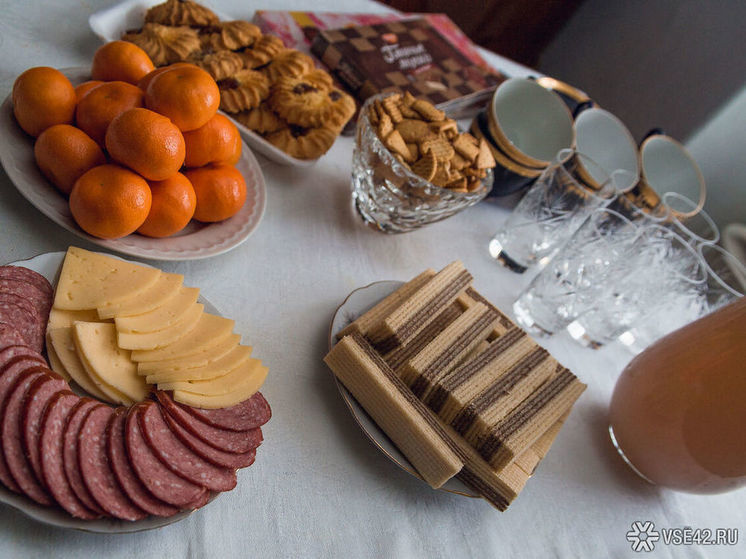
[144,0,219,27]
[122,23,200,67]
[262,49,315,83]
[232,104,285,134]
[199,21,261,51]
[239,34,284,69]
[217,70,269,113]
[270,75,355,129]
[265,125,337,160]
[188,49,244,80]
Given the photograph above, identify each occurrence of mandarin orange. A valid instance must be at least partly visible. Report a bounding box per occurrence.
[91,40,155,85]
[144,65,219,131]
[69,164,152,239]
[182,113,241,167]
[12,67,76,137]
[75,81,144,146]
[137,62,196,92]
[34,124,106,195]
[74,80,104,103]
[185,164,246,222]
[137,172,197,238]
[105,107,185,181]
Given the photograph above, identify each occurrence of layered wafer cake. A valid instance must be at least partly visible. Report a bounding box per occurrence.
[324,262,586,510]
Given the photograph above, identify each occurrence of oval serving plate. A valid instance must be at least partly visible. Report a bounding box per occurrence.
[0,67,267,261]
[0,250,221,533]
[328,280,479,498]
[88,0,319,167]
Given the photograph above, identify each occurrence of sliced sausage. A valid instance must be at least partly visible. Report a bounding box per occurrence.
[0,302,40,353]
[39,391,99,519]
[124,403,206,508]
[160,405,258,469]
[106,407,179,517]
[62,399,107,515]
[0,345,45,370]
[0,321,28,352]
[0,266,53,299]
[181,391,271,431]
[139,401,236,492]
[21,371,68,485]
[1,368,53,504]
[79,405,147,521]
[156,391,262,454]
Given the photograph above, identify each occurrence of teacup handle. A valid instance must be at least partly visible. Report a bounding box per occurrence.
[572,100,595,119]
[641,127,665,146]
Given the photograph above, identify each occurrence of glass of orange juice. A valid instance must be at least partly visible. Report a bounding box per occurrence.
[608,296,746,494]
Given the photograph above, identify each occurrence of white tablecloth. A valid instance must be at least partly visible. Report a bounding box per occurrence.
[0,1,743,557]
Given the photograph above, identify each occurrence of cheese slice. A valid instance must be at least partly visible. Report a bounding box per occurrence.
[145,345,252,384]
[116,303,204,350]
[172,363,269,409]
[73,322,148,404]
[45,333,71,382]
[136,333,240,375]
[97,271,184,319]
[158,358,267,396]
[114,287,200,333]
[47,308,103,331]
[54,247,161,310]
[131,313,235,362]
[47,327,111,402]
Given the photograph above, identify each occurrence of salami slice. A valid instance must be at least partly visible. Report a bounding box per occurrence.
[0,345,45,370]
[139,402,236,492]
[125,403,206,508]
[182,486,212,511]
[0,302,40,353]
[0,266,53,298]
[160,405,258,469]
[0,292,37,317]
[79,405,147,521]
[62,399,107,515]
[0,322,28,352]
[1,369,53,504]
[0,278,53,316]
[106,407,179,517]
[0,359,46,493]
[181,391,271,432]
[21,372,68,484]
[156,391,263,454]
[39,391,99,519]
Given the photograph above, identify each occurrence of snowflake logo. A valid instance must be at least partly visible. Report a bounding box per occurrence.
[627,521,660,552]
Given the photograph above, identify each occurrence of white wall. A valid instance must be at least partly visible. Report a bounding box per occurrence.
[538,0,746,231]
[686,87,746,230]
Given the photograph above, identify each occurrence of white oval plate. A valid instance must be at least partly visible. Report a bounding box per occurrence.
[0,250,221,532]
[0,67,267,261]
[328,280,478,498]
[88,0,320,167]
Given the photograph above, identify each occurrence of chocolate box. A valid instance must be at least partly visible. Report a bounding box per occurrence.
[311,18,505,119]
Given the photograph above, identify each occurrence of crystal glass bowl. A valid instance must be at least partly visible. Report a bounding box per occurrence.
[351,93,493,233]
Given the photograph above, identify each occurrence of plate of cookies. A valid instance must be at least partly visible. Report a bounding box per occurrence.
[89,0,357,166]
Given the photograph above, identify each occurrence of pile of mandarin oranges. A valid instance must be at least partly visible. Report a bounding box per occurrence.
[11,41,248,239]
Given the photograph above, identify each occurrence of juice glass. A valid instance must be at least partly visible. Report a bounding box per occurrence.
[608,296,746,494]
